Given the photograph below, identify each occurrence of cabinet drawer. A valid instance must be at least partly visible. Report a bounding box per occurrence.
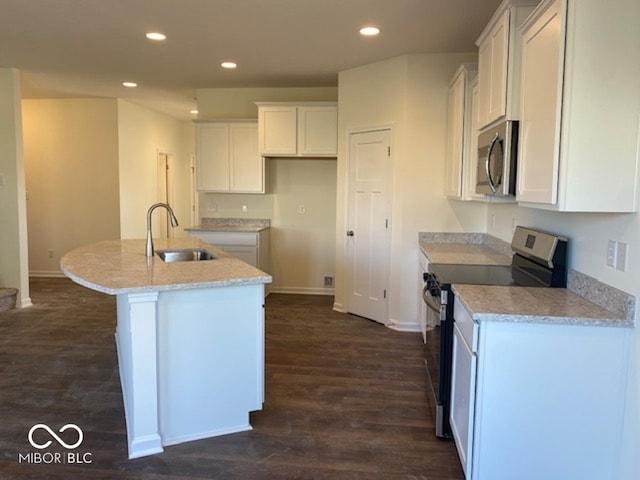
[189,231,259,247]
[453,295,478,353]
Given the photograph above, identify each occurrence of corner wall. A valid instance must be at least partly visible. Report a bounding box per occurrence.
[195,87,338,294]
[117,100,192,239]
[0,69,30,306]
[22,98,121,275]
[335,54,485,329]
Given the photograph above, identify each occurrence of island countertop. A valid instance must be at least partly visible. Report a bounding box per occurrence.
[60,238,272,295]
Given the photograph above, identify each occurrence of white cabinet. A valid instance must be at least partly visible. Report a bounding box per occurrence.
[475,0,537,129]
[516,0,640,212]
[187,230,270,275]
[450,321,477,478]
[257,102,337,157]
[195,121,265,194]
[452,295,631,480]
[445,63,484,200]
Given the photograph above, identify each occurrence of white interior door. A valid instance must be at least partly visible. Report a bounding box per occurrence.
[345,129,391,324]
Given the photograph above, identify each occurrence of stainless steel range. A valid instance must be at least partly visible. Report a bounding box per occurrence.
[421,226,568,438]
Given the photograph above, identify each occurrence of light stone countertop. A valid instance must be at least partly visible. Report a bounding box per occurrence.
[418,231,635,328]
[60,238,272,295]
[419,242,511,266]
[185,217,271,233]
[452,284,633,328]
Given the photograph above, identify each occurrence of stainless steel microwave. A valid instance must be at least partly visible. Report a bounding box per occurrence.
[476,120,518,197]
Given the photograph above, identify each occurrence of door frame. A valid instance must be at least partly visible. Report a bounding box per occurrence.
[342,124,395,324]
[156,150,176,238]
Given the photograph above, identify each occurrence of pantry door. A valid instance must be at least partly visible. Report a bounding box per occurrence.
[345,128,392,324]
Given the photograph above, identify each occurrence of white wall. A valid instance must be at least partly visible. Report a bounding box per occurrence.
[0,69,30,306]
[335,54,485,329]
[195,87,338,294]
[22,98,121,275]
[117,100,192,239]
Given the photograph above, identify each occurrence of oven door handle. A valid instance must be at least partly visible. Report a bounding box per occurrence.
[422,285,441,314]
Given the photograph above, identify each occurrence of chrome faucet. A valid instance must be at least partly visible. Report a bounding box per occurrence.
[146,203,179,257]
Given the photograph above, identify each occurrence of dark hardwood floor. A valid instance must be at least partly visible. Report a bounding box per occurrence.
[0,278,463,479]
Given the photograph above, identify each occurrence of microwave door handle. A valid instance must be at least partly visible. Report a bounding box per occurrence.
[485,132,499,193]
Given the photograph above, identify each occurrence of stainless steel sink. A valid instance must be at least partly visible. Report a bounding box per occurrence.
[155,248,218,263]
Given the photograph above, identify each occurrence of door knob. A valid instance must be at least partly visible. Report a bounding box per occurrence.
[346,230,354,237]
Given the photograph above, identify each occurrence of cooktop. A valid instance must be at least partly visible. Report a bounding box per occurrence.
[427,262,548,288]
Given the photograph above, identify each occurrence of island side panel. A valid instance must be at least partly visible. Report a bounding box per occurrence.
[115,292,164,459]
[156,283,265,446]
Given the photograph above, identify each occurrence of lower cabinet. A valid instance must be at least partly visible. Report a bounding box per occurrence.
[452,296,631,480]
[450,321,476,478]
[187,230,270,276]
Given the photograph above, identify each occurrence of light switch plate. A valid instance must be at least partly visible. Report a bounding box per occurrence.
[616,242,628,271]
[607,240,617,268]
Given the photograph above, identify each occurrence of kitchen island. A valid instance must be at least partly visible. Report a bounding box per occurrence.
[60,238,272,459]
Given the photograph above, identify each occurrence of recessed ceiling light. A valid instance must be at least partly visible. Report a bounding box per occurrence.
[221,62,237,69]
[145,32,166,41]
[359,26,380,36]
[122,82,138,88]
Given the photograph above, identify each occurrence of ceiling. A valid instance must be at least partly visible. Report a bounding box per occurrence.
[0,0,502,120]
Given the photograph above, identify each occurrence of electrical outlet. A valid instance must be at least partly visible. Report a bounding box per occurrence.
[299,205,306,214]
[48,249,53,259]
[242,205,248,213]
[616,242,628,272]
[323,275,334,287]
[607,240,617,268]
[207,202,217,212]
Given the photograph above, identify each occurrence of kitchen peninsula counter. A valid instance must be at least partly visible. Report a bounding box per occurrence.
[61,238,272,460]
[60,237,271,294]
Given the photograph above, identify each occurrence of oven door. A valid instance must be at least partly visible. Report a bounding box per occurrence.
[422,282,453,438]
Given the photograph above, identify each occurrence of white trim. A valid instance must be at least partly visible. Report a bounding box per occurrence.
[29,270,65,278]
[387,319,421,333]
[268,286,334,296]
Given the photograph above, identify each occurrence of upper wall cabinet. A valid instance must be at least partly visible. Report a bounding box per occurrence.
[445,63,483,201]
[195,121,265,194]
[256,102,338,157]
[516,0,640,212]
[475,0,538,130]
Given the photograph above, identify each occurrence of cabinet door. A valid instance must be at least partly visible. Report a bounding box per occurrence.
[445,71,465,198]
[297,106,337,156]
[516,0,563,204]
[258,106,297,155]
[229,123,264,193]
[477,10,509,128]
[220,246,258,267]
[196,123,230,191]
[450,322,477,478]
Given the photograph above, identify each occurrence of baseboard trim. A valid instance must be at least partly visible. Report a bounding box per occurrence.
[268,286,334,296]
[387,319,421,333]
[30,270,65,278]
